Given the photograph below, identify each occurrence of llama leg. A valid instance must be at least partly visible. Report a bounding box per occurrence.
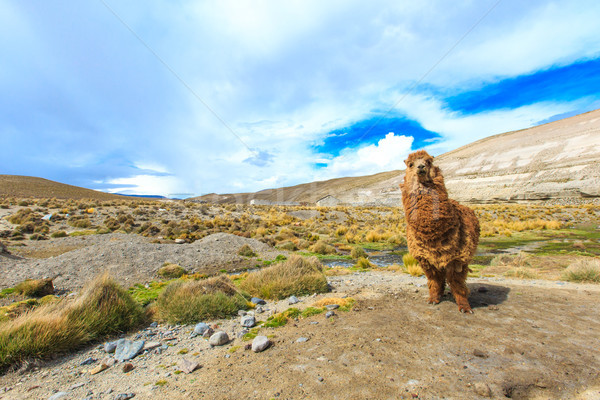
[446,262,472,313]
[422,263,445,304]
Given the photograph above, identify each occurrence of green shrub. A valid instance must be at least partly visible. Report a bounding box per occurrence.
[51,231,68,238]
[238,244,257,257]
[350,246,367,259]
[276,241,297,251]
[157,263,187,279]
[240,255,329,300]
[354,257,373,269]
[309,240,336,255]
[156,276,247,324]
[15,279,54,297]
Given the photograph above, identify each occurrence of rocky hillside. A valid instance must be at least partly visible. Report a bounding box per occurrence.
[0,175,131,200]
[193,109,600,204]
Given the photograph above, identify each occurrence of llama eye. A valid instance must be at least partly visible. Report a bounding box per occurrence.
[409,163,414,168]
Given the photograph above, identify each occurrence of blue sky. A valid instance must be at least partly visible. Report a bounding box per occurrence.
[2,1,600,197]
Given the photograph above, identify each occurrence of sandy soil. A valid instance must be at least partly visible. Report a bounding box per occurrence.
[1,266,599,400]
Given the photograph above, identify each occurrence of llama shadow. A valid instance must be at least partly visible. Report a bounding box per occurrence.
[466,283,511,309]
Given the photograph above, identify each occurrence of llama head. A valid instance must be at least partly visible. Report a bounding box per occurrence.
[404,150,436,184]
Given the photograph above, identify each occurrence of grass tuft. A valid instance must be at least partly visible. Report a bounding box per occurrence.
[240,255,329,300]
[561,259,600,283]
[0,273,144,371]
[14,279,54,298]
[238,244,257,257]
[350,246,367,259]
[403,253,423,276]
[156,276,248,324]
[157,263,187,279]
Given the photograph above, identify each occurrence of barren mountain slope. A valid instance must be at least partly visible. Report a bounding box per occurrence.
[192,109,600,204]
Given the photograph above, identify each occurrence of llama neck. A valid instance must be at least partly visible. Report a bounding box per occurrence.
[402,179,456,236]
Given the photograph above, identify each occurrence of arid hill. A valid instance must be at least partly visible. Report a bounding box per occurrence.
[192,109,600,204]
[0,175,131,200]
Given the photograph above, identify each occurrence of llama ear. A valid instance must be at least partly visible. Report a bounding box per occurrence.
[404,159,409,167]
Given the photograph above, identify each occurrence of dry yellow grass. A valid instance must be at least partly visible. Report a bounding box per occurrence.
[240,255,328,300]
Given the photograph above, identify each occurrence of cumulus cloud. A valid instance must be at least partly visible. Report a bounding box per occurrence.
[318,133,414,178]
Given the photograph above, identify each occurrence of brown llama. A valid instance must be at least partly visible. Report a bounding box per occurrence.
[400,150,480,313]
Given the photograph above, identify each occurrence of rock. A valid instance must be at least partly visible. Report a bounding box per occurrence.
[288,295,299,305]
[48,392,69,400]
[143,341,161,351]
[255,306,264,314]
[252,336,270,352]
[104,339,124,353]
[473,349,489,358]
[149,322,158,328]
[326,304,340,310]
[474,382,492,397]
[251,297,266,305]
[101,357,116,368]
[238,310,247,316]
[238,329,249,338]
[89,364,108,375]
[122,363,134,373]
[114,394,136,400]
[69,382,85,390]
[209,331,229,346]
[325,311,336,318]
[114,340,145,362]
[179,359,201,374]
[241,315,256,328]
[296,337,309,343]
[202,327,214,338]
[80,357,96,365]
[175,238,186,244]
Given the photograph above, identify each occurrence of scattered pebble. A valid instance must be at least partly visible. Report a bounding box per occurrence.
[251,297,266,305]
[473,349,489,358]
[296,337,309,343]
[241,315,256,328]
[113,393,136,400]
[114,340,145,362]
[80,357,96,366]
[209,331,229,346]
[325,304,339,310]
[252,336,271,352]
[325,311,336,318]
[48,392,69,400]
[122,363,134,373]
[193,322,210,335]
[473,382,492,397]
[288,295,300,305]
[178,359,201,374]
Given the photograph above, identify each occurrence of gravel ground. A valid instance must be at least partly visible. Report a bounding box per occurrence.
[0,233,284,292]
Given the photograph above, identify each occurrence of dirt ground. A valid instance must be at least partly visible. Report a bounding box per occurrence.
[1,269,599,400]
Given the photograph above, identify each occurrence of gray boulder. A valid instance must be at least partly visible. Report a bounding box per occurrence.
[208,331,229,346]
[114,340,145,362]
[252,336,270,352]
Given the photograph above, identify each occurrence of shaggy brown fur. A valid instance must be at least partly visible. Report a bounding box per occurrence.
[400,150,480,313]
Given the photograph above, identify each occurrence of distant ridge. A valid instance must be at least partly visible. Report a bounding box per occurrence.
[190,108,600,204]
[0,175,142,200]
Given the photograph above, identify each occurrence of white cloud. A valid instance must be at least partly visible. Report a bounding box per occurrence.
[317,133,414,178]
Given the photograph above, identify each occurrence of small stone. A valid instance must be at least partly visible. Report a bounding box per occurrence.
[238,310,247,316]
[149,322,158,328]
[251,297,266,305]
[296,337,309,343]
[193,322,210,335]
[317,376,324,382]
[114,394,136,400]
[325,304,339,310]
[122,363,134,373]
[252,336,270,352]
[101,357,116,368]
[114,340,145,362]
[474,382,491,397]
[202,327,214,338]
[488,305,499,311]
[288,295,299,305]
[241,315,256,328]
[143,341,161,351]
[48,392,69,400]
[238,329,249,338]
[178,359,201,374]
[209,331,229,346]
[255,306,264,314]
[175,238,185,244]
[325,311,336,318]
[473,349,489,358]
[80,357,96,366]
[104,339,124,353]
[69,382,85,390]
[89,364,108,375]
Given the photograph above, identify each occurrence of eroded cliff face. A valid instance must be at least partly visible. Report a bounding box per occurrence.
[341,109,600,205]
[435,110,600,202]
